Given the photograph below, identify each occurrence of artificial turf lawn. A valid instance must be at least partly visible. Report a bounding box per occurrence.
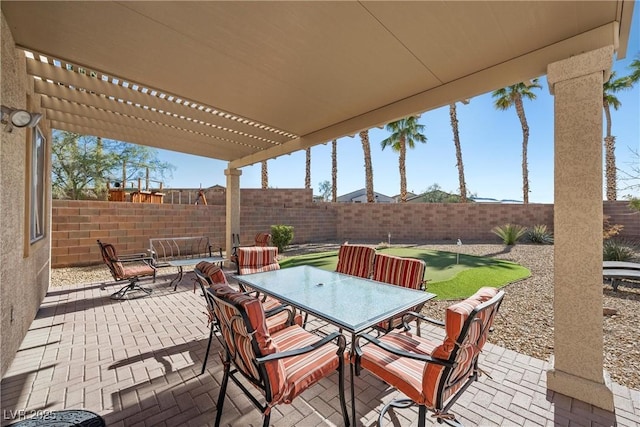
[279,246,530,300]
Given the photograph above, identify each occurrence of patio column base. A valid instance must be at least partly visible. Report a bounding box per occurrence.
[547,360,614,411]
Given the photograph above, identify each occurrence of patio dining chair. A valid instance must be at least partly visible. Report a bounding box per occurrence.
[209,285,350,427]
[335,244,376,278]
[230,232,273,265]
[194,262,301,375]
[371,253,427,336]
[96,240,156,300]
[353,287,505,427]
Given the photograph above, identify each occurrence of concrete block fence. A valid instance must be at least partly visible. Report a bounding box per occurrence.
[51,190,639,267]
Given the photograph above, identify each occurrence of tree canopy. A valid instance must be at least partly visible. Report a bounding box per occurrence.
[52,130,175,200]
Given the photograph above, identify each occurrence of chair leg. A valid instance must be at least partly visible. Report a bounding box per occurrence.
[214,362,230,427]
[338,357,350,427]
[418,405,426,427]
[262,413,271,427]
[110,278,152,300]
[201,323,214,375]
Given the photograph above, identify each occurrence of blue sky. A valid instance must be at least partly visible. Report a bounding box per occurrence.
[157,11,640,203]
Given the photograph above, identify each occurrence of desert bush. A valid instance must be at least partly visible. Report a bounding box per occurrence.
[603,215,624,240]
[603,239,637,261]
[491,224,527,246]
[528,224,554,244]
[271,225,294,253]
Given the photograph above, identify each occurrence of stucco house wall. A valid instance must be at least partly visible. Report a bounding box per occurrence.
[1,12,51,378]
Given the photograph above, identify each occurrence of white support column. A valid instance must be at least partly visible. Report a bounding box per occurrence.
[225,167,241,262]
[546,46,614,410]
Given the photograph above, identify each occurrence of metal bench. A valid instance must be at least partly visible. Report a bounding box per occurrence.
[602,262,640,291]
[149,236,224,290]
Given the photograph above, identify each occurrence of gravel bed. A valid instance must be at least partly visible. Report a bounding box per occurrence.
[50,243,640,390]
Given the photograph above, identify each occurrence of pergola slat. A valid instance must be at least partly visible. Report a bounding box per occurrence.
[36,84,274,150]
[27,59,292,146]
[47,111,254,161]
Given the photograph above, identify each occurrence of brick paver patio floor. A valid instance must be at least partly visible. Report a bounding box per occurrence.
[1,272,639,426]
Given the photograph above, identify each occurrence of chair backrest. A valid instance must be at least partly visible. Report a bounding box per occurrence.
[209,285,286,402]
[423,287,505,408]
[97,240,124,280]
[372,253,425,290]
[237,246,280,275]
[195,261,228,285]
[336,244,376,278]
[254,233,272,246]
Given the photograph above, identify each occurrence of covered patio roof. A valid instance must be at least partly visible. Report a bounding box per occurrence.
[1,1,634,168]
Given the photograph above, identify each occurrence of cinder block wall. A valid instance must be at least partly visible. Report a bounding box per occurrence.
[336,202,555,243]
[51,194,639,268]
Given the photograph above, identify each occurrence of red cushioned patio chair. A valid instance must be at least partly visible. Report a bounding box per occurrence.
[335,244,376,278]
[193,263,301,375]
[209,285,350,427]
[371,253,427,336]
[353,287,505,427]
[97,240,156,300]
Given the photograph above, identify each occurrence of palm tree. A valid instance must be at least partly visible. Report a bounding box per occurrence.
[359,130,374,202]
[261,160,268,189]
[381,116,427,203]
[449,101,468,202]
[331,139,337,202]
[602,71,633,200]
[627,57,640,83]
[492,80,541,204]
[305,147,311,190]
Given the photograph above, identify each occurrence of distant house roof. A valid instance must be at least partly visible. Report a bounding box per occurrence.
[471,196,522,203]
[392,192,418,202]
[336,188,396,203]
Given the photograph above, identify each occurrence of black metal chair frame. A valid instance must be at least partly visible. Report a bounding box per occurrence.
[354,290,505,427]
[208,288,350,427]
[96,239,156,300]
[194,266,296,376]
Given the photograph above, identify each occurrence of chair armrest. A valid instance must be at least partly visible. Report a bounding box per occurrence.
[401,311,444,327]
[119,252,150,260]
[256,331,346,363]
[118,257,156,269]
[355,333,454,368]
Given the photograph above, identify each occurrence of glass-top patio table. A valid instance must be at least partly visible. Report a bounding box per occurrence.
[235,265,436,423]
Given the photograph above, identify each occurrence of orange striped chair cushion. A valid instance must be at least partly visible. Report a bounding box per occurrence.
[372,254,425,289]
[271,325,342,404]
[196,261,228,285]
[358,331,439,404]
[359,287,501,409]
[210,285,287,401]
[335,244,376,278]
[254,233,272,246]
[372,254,426,331]
[237,246,280,275]
[103,243,154,279]
[211,286,340,407]
[422,287,500,407]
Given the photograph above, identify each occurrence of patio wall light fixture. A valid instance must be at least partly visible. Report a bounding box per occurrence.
[1,105,42,133]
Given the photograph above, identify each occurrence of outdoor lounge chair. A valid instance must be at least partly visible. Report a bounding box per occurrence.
[353,287,505,427]
[335,244,376,278]
[208,285,350,427]
[96,240,156,300]
[371,253,427,336]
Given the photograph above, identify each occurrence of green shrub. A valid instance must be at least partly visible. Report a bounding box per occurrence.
[603,239,637,261]
[491,224,527,246]
[528,224,554,244]
[271,225,294,253]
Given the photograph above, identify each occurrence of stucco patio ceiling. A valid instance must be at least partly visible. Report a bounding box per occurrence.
[1,1,633,168]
